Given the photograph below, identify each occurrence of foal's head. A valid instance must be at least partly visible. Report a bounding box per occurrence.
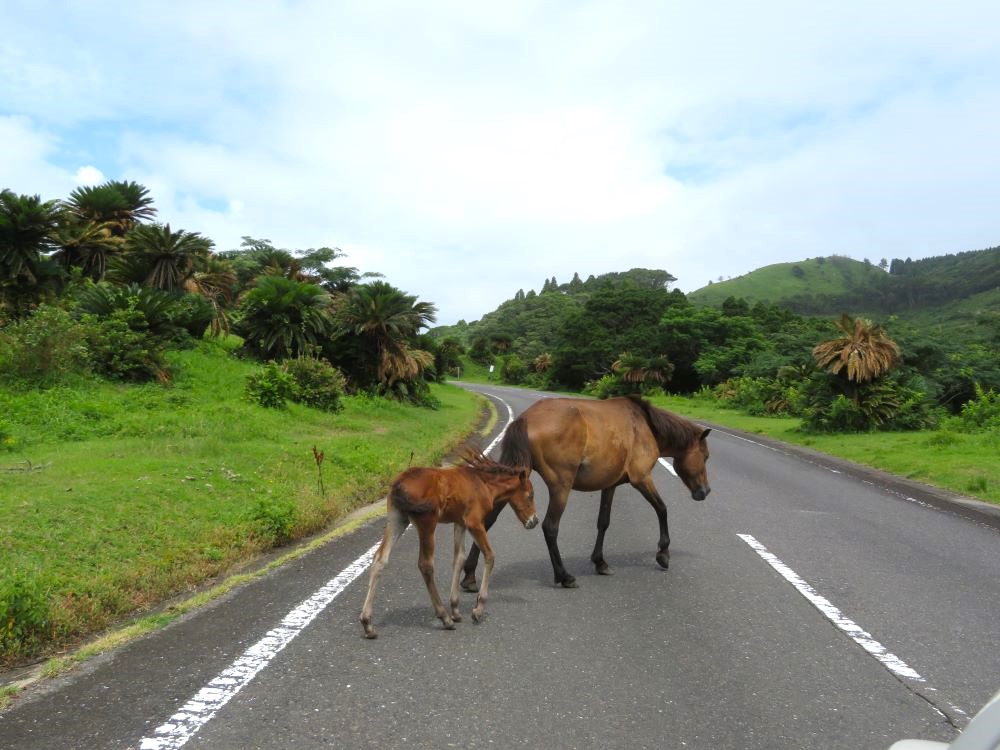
[673,428,712,501]
[503,469,538,529]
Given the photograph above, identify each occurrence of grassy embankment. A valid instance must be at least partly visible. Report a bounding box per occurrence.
[651,395,999,505]
[0,338,483,672]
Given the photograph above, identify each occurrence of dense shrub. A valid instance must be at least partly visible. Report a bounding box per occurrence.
[244,361,295,408]
[583,374,664,400]
[0,305,92,385]
[81,309,170,382]
[799,371,939,433]
[499,354,528,384]
[951,384,1000,431]
[245,496,297,545]
[282,357,347,413]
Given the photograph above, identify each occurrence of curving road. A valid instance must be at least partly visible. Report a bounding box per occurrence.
[2,384,999,749]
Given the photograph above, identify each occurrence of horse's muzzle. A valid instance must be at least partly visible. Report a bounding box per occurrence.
[692,487,710,502]
[524,516,539,529]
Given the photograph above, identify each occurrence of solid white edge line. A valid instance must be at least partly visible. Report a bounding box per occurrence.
[657,457,677,477]
[737,534,925,681]
[139,544,379,750]
[139,393,519,749]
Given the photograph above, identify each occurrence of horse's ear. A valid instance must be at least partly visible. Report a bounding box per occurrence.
[700,428,711,441]
[518,469,527,482]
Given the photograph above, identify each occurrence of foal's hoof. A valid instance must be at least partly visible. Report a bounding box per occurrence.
[364,630,378,639]
[441,617,456,630]
[460,578,480,593]
[594,561,614,576]
[559,575,578,589]
[655,551,670,569]
[450,611,463,623]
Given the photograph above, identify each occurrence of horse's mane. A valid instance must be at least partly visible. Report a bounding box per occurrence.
[625,395,703,447]
[458,448,525,476]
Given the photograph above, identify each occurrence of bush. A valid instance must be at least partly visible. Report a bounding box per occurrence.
[583,374,664,400]
[952,384,1000,431]
[800,371,939,433]
[499,354,528,384]
[245,362,295,408]
[245,496,297,545]
[81,310,170,382]
[0,305,92,385]
[282,357,347,413]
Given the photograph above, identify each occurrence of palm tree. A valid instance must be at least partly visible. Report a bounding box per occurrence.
[186,255,238,336]
[235,275,334,359]
[0,190,63,313]
[66,180,156,236]
[336,281,437,388]
[533,352,553,373]
[49,218,120,280]
[119,223,214,293]
[812,314,901,383]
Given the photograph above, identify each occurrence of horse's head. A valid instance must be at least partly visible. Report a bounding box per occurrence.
[674,428,711,501]
[505,469,539,529]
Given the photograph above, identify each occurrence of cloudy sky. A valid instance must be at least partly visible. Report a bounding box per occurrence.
[3,2,999,324]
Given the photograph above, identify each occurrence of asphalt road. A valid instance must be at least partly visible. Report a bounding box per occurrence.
[2,383,998,750]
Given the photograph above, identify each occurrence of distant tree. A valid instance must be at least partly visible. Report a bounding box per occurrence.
[569,272,583,291]
[514,289,525,301]
[66,180,156,237]
[879,258,889,272]
[0,190,63,314]
[118,223,214,293]
[235,276,334,360]
[791,265,806,279]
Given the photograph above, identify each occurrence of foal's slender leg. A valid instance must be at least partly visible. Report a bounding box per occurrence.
[632,474,671,569]
[460,499,507,592]
[448,525,466,623]
[542,484,576,588]
[414,517,455,629]
[467,525,495,622]
[360,509,409,639]
[590,486,616,575]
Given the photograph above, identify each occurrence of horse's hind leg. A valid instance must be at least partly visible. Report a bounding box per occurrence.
[467,525,494,622]
[448,525,466,623]
[460,499,507,592]
[590,486,616,575]
[360,509,409,639]
[633,475,671,569]
[414,518,455,630]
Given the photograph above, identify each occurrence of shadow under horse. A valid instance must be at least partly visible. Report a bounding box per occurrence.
[462,395,711,590]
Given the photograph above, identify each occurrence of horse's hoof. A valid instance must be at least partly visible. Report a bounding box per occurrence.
[595,561,614,576]
[471,608,484,623]
[442,618,456,630]
[559,576,578,588]
[461,579,480,593]
[655,552,670,569]
[451,611,463,623]
[364,630,378,639]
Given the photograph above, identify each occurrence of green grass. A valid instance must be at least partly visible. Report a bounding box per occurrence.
[0,340,483,664]
[651,395,1000,505]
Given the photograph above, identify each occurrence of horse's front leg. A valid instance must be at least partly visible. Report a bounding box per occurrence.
[467,525,494,622]
[448,524,466,623]
[414,518,455,630]
[460,499,507,592]
[590,486,616,575]
[633,475,671,569]
[542,485,576,588]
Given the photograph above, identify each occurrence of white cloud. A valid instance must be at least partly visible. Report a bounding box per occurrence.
[74,165,105,186]
[3,2,1000,322]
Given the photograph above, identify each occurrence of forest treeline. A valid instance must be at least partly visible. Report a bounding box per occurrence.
[431,264,1000,434]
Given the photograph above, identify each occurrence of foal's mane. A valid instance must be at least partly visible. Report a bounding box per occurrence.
[625,395,703,447]
[458,448,525,476]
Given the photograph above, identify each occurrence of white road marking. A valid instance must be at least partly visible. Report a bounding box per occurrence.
[738,534,969,723]
[139,544,379,749]
[738,533,923,680]
[139,394,520,749]
[657,457,677,477]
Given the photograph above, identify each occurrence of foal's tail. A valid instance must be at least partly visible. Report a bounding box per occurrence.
[498,417,533,471]
[389,478,434,515]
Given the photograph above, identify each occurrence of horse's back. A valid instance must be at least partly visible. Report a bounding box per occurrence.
[519,397,653,490]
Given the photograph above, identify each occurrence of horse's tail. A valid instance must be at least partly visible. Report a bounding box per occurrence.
[388,474,435,515]
[498,417,533,471]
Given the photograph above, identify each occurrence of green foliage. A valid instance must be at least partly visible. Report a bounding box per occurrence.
[799,371,939,433]
[245,361,296,408]
[499,354,528,384]
[282,357,347,412]
[235,276,334,360]
[245,496,297,545]
[952,384,1000,431]
[0,305,92,385]
[0,574,50,659]
[81,309,170,382]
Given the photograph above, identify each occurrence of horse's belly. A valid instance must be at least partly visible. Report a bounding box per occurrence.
[572,460,625,492]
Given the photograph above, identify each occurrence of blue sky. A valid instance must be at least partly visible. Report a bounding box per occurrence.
[3,1,1000,324]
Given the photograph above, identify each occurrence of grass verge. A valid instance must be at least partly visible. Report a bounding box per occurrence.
[651,395,1000,505]
[0,339,484,669]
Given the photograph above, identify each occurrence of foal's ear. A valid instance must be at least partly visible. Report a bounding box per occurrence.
[700,428,712,441]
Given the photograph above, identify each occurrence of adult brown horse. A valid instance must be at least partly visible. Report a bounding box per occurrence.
[360,451,538,639]
[461,395,711,590]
